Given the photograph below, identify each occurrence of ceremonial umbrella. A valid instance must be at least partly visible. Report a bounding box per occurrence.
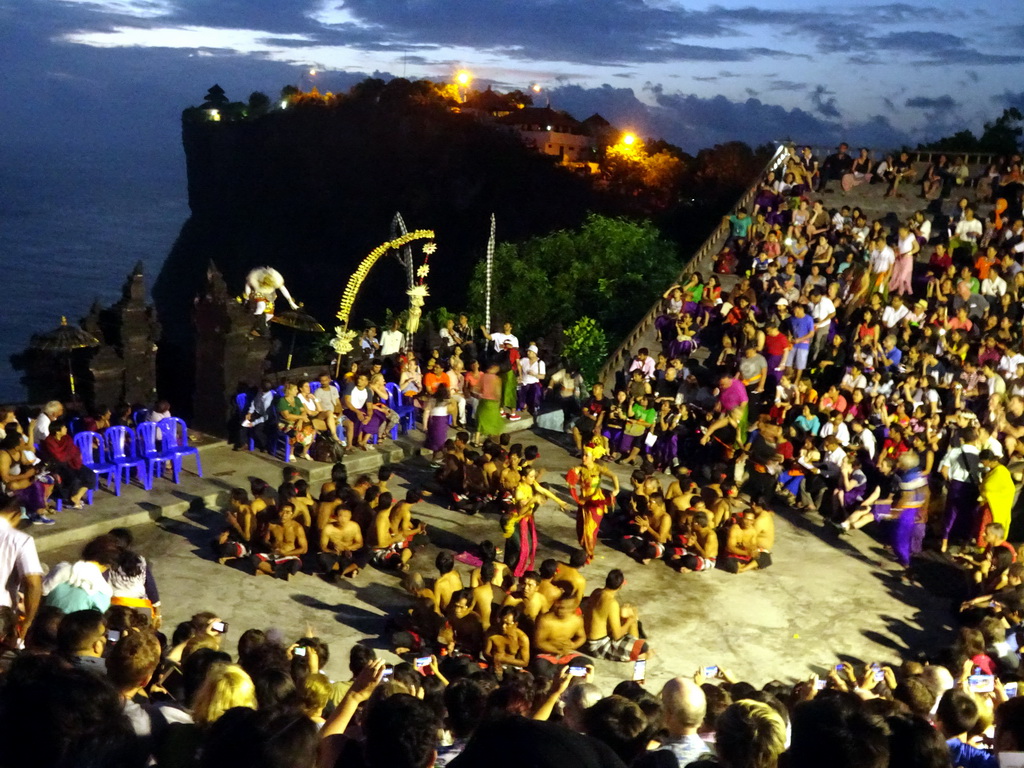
[30,316,101,400]
[270,307,325,370]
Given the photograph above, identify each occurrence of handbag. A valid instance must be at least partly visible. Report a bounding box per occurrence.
[625,421,646,438]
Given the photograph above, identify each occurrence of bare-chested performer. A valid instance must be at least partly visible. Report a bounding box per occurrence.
[665,510,718,573]
[580,569,649,662]
[369,497,415,571]
[432,551,464,616]
[216,488,255,565]
[537,559,564,606]
[390,490,428,543]
[484,605,530,673]
[751,498,775,570]
[621,493,672,564]
[441,590,485,659]
[533,596,589,676]
[503,571,549,623]
[553,550,588,607]
[469,560,501,630]
[318,506,365,579]
[723,509,769,573]
[253,502,307,579]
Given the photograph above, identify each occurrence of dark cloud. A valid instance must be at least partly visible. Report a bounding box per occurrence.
[766,80,809,92]
[810,85,841,119]
[333,0,762,64]
[905,95,957,109]
[548,83,913,153]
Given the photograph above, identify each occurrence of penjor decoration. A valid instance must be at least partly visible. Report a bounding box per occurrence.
[333,229,435,375]
[485,213,495,332]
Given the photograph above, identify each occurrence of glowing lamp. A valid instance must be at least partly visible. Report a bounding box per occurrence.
[622,133,637,146]
[455,70,472,86]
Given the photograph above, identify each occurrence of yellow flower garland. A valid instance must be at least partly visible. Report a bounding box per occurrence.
[335,229,435,326]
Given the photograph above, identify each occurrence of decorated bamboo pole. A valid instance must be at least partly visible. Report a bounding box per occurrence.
[485,213,495,332]
[332,229,435,377]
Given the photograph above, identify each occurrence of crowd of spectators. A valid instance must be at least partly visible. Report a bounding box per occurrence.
[2,145,1024,768]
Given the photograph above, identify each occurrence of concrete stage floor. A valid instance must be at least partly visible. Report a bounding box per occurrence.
[43,429,958,692]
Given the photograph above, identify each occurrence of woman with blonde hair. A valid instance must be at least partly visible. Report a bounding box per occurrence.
[716,700,786,768]
[301,673,332,728]
[192,663,257,726]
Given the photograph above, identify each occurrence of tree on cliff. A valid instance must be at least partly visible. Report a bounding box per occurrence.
[466,213,679,342]
[248,92,271,117]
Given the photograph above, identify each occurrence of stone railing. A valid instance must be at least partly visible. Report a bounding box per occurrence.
[597,143,791,388]
[804,147,998,169]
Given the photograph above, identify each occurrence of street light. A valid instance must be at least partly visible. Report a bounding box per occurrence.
[622,132,637,147]
[531,83,542,93]
[454,69,472,104]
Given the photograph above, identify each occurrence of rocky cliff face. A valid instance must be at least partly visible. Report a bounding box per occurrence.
[153,85,597,409]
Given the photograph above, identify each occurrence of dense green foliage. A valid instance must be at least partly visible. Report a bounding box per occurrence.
[466,214,680,342]
[563,317,609,387]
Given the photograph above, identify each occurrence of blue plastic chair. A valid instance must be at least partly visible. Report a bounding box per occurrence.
[68,417,85,436]
[136,421,176,484]
[74,430,115,495]
[269,408,294,463]
[385,382,415,432]
[132,409,150,426]
[105,426,151,494]
[157,417,204,482]
[309,381,321,393]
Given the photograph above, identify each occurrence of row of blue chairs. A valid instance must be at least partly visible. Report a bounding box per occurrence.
[235,381,418,461]
[72,417,203,497]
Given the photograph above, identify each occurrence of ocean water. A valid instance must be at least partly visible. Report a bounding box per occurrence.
[0,146,188,402]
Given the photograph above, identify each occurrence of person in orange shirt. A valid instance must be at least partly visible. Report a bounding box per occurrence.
[423,361,445,396]
[974,245,998,281]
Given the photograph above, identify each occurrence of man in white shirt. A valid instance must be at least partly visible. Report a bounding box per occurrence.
[881,295,909,330]
[1000,350,1024,376]
[481,322,519,354]
[517,345,546,415]
[849,421,876,460]
[981,267,1007,298]
[360,327,380,359]
[628,348,656,381]
[953,208,983,254]
[31,401,63,446]
[808,289,836,362]
[818,411,850,446]
[0,496,43,640]
[868,236,895,293]
[938,426,982,552]
[379,318,405,359]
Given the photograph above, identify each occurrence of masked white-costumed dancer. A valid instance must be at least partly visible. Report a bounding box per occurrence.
[244,267,298,334]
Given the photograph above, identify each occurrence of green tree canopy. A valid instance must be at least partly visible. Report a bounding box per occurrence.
[467,213,680,342]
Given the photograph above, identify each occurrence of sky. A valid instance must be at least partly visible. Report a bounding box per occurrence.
[4,0,1024,158]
